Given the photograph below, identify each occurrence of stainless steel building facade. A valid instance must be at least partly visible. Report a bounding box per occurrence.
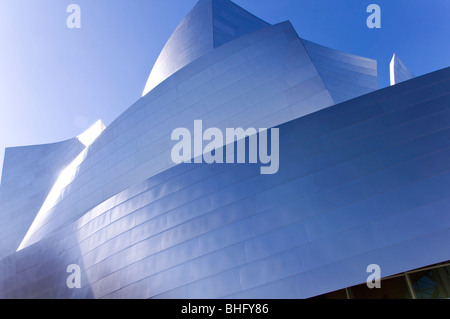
[0,0,449,299]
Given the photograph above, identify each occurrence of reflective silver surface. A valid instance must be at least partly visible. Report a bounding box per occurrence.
[1,0,448,299]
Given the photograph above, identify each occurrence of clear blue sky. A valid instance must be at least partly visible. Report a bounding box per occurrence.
[1,0,449,181]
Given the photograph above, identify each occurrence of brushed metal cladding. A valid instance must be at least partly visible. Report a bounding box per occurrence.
[20,15,379,250]
[20,21,340,250]
[4,0,446,300]
[1,67,449,299]
[212,0,269,48]
[142,0,214,96]
[303,39,378,104]
[0,138,84,259]
[390,53,415,86]
[143,0,269,95]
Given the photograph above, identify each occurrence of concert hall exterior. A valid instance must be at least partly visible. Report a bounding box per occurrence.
[1,0,449,299]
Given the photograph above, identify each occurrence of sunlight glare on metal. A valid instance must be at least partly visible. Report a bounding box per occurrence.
[77,119,106,147]
[17,120,106,251]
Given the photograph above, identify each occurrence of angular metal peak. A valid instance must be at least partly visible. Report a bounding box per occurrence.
[390,53,415,86]
[142,0,270,96]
